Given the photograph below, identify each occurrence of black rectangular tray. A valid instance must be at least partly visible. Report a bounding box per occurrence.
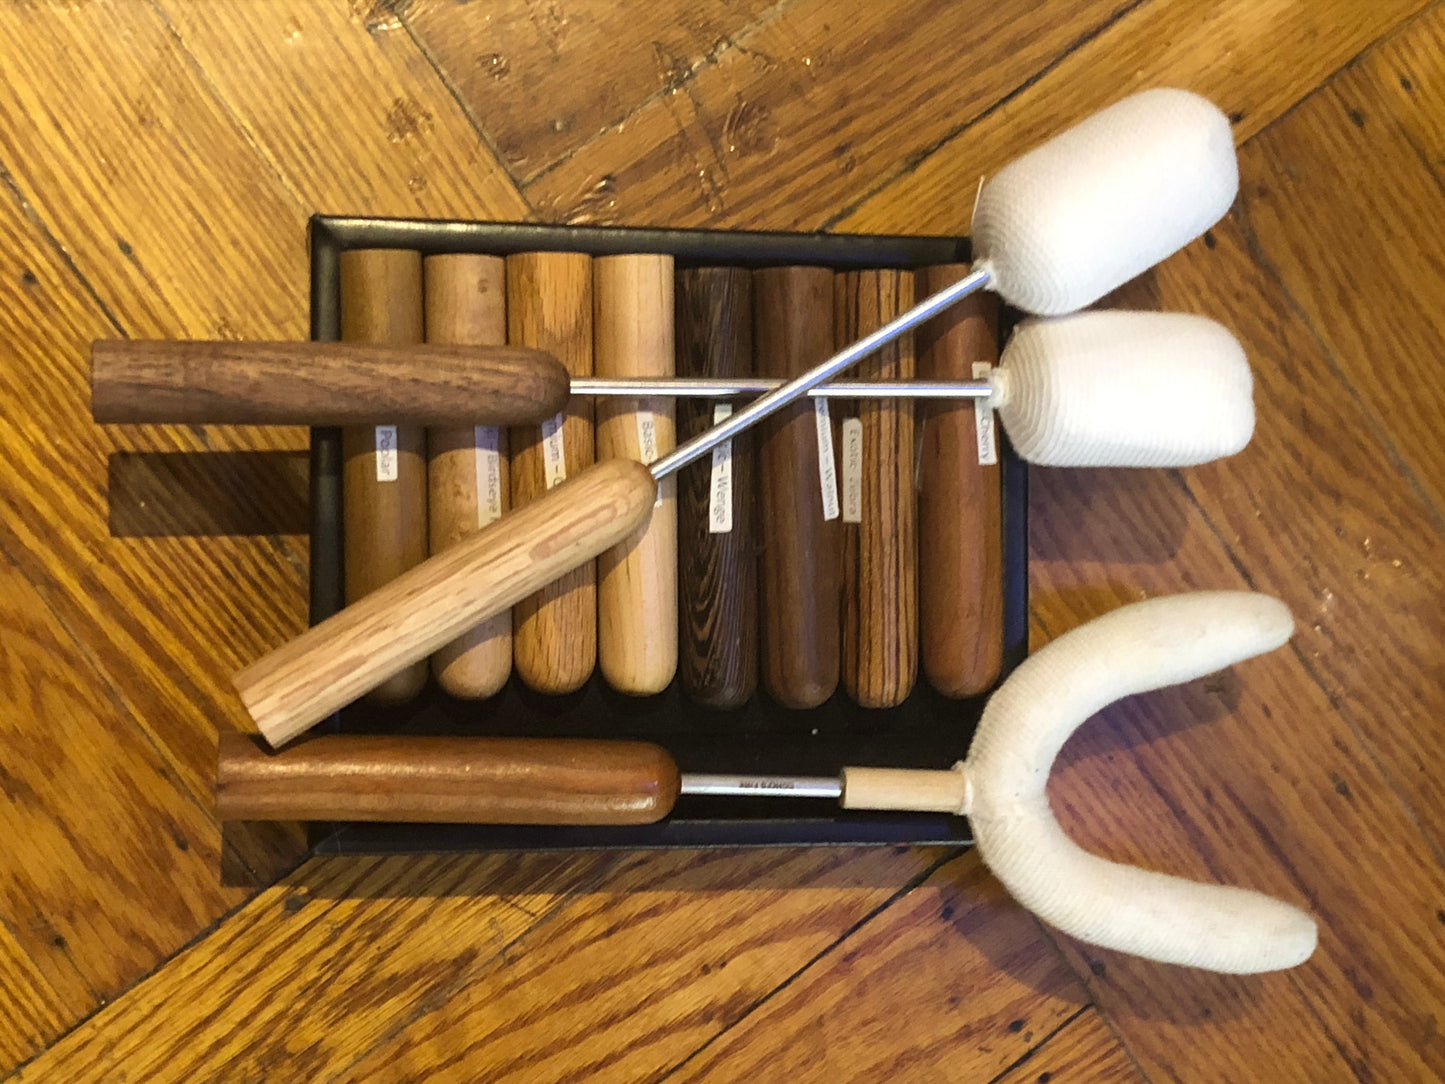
[305,214,1028,853]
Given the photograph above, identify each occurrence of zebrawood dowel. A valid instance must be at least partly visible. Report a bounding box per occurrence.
[753,266,841,710]
[341,249,429,704]
[234,458,659,749]
[425,254,513,699]
[594,255,679,695]
[216,733,681,825]
[88,340,567,425]
[508,252,598,695]
[676,267,757,710]
[837,269,918,708]
[917,268,1003,698]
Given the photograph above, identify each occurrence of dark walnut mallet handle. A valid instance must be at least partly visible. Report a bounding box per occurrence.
[217,733,681,825]
[89,340,569,425]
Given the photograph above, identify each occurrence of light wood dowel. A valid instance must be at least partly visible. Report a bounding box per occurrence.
[917,268,1003,698]
[594,254,678,696]
[235,458,659,749]
[507,251,598,695]
[217,733,680,825]
[425,254,512,698]
[88,340,566,425]
[753,266,841,710]
[675,266,757,709]
[837,269,918,708]
[340,248,428,704]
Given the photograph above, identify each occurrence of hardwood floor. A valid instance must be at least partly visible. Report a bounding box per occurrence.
[1,1,1441,1079]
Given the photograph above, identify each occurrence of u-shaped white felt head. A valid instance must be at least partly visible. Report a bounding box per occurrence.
[964,592,1318,973]
[973,88,1237,315]
[990,310,1254,467]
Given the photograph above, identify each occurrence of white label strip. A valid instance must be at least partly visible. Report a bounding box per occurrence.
[474,425,503,526]
[973,361,998,466]
[374,425,398,482]
[815,399,840,522]
[541,413,567,489]
[708,403,734,534]
[841,417,863,523]
[637,410,664,507]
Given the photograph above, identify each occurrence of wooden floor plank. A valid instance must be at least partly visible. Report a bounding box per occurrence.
[158,0,532,221]
[404,0,782,183]
[992,1010,1145,1084]
[0,184,309,881]
[524,0,1129,229]
[0,553,261,1038]
[11,851,610,1083]
[332,847,941,1083]
[837,0,1430,236]
[0,926,71,1073]
[1236,13,1445,519]
[662,853,1087,1084]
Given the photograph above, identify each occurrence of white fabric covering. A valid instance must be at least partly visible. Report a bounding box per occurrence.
[963,592,1318,973]
[973,88,1237,315]
[991,310,1254,467]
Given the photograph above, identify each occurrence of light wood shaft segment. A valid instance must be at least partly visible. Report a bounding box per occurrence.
[508,251,598,695]
[88,340,568,425]
[837,269,918,709]
[839,765,969,814]
[594,254,678,696]
[425,254,512,699]
[217,733,681,825]
[753,266,841,710]
[234,457,658,749]
[917,268,1004,698]
[341,248,429,704]
[676,267,757,710]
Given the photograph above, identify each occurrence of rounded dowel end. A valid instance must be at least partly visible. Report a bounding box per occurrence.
[992,310,1254,467]
[974,88,1237,315]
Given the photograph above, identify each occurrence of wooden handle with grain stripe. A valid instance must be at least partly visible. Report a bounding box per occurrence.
[89,340,569,425]
[234,458,659,749]
[217,733,680,825]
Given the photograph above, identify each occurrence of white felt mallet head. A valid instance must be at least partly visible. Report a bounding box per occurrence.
[989,310,1254,467]
[973,88,1238,315]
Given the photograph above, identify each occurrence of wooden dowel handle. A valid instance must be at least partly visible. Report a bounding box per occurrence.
[217,733,681,825]
[234,458,659,748]
[89,340,569,425]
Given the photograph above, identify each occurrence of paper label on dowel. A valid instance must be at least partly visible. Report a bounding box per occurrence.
[815,399,840,522]
[374,425,398,482]
[636,410,664,507]
[842,417,863,523]
[708,403,734,534]
[973,361,998,466]
[474,425,503,526]
[541,413,567,488]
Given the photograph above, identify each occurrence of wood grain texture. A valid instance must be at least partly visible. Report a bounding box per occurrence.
[158,0,532,221]
[425,254,514,699]
[992,1010,1144,1084]
[507,251,599,694]
[332,847,943,1082]
[916,277,1003,698]
[340,248,430,704]
[839,0,1432,236]
[403,0,780,182]
[675,267,758,709]
[217,733,680,825]
[89,339,566,425]
[667,853,1086,1083]
[236,459,658,749]
[594,254,679,696]
[836,269,917,709]
[754,266,841,709]
[525,0,1119,228]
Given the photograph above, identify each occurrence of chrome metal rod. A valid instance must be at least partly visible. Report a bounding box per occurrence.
[569,377,992,399]
[649,265,993,479]
[681,773,844,799]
